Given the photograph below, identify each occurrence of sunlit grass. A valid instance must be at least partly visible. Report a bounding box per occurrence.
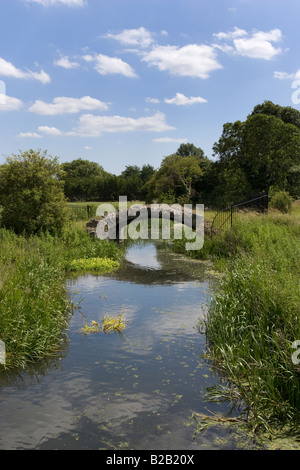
[174,202,300,433]
[204,205,300,432]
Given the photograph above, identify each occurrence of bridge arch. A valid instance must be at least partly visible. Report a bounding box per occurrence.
[86,203,206,250]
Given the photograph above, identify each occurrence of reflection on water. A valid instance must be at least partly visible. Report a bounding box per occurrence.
[0,241,260,450]
[125,242,162,270]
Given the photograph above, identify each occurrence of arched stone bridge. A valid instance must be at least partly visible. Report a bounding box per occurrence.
[86,203,211,241]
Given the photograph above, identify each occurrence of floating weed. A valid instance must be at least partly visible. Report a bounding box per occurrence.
[69,257,120,274]
[79,320,101,335]
[102,313,128,334]
[79,313,128,335]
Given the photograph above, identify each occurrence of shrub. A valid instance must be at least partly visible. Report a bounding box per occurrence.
[270,190,293,213]
[0,149,67,235]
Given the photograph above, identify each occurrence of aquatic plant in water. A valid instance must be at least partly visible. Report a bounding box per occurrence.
[69,257,120,273]
[79,315,127,335]
[102,314,127,333]
[80,320,101,335]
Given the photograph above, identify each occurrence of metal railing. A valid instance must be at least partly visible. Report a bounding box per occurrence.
[67,204,96,221]
[210,194,269,238]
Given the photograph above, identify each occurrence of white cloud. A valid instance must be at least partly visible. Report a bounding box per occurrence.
[274,70,300,80]
[26,112,175,138]
[24,0,85,6]
[38,126,64,136]
[54,55,79,69]
[213,27,248,41]
[83,53,137,78]
[0,57,50,84]
[141,44,222,79]
[18,132,42,138]
[153,137,188,143]
[146,97,160,104]
[234,30,282,60]
[0,95,23,111]
[165,92,207,106]
[105,27,154,49]
[214,28,283,60]
[29,96,109,115]
[72,111,175,137]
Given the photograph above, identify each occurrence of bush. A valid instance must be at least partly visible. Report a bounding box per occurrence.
[0,149,67,235]
[270,190,293,213]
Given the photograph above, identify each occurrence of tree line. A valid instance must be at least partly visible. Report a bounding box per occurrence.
[61,100,300,207]
[0,100,299,235]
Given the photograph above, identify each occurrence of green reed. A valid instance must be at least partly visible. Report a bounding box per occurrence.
[174,204,300,432]
[0,227,123,369]
[205,209,300,432]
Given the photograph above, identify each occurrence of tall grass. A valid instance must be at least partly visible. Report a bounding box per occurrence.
[0,226,123,369]
[206,209,300,432]
[174,205,300,432]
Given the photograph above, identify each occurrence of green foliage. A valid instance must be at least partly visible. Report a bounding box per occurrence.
[61,158,109,201]
[212,102,300,205]
[250,100,300,129]
[204,210,300,431]
[61,225,123,264]
[270,190,293,213]
[242,114,300,191]
[119,164,156,200]
[0,229,70,369]
[176,142,205,160]
[0,226,123,369]
[69,257,120,273]
[286,165,300,198]
[173,206,300,431]
[0,149,67,235]
[147,152,204,203]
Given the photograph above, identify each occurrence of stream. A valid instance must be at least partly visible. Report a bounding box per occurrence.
[0,240,261,450]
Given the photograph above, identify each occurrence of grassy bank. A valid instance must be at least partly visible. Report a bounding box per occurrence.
[0,226,123,369]
[173,203,300,434]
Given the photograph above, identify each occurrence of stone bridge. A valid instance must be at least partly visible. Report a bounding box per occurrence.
[86,203,211,241]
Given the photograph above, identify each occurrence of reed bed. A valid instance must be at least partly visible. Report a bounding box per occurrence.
[174,204,300,432]
[0,227,123,369]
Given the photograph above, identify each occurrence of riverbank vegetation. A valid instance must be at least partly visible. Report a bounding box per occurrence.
[0,99,299,440]
[174,202,300,437]
[0,226,123,369]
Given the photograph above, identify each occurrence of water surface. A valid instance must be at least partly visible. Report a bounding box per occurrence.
[0,241,260,450]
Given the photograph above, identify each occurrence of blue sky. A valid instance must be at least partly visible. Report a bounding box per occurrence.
[0,0,300,174]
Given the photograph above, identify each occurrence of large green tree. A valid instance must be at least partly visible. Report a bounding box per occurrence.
[0,149,67,235]
[146,146,206,203]
[176,142,206,160]
[61,158,108,201]
[250,100,300,129]
[212,102,300,204]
